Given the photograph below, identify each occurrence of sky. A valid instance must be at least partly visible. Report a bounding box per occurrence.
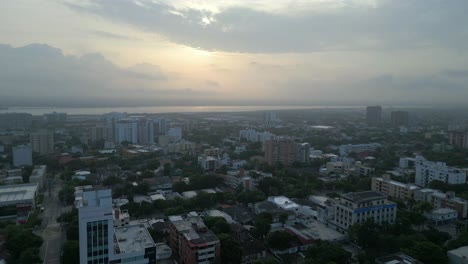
[1,0,468,107]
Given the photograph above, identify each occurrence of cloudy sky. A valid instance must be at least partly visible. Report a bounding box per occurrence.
[1,0,468,107]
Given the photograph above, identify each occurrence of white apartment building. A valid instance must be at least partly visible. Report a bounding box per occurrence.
[332,191,397,233]
[78,189,157,264]
[399,157,416,169]
[371,175,420,200]
[339,143,381,156]
[296,143,310,163]
[29,165,46,192]
[12,144,32,167]
[30,129,54,155]
[415,155,466,187]
[239,129,275,142]
[115,119,139,144]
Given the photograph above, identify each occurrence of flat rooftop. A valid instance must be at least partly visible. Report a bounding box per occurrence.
[171,216,219,246]
[0,183,38,206]
[115,224,156,254]
[342,191,387,203]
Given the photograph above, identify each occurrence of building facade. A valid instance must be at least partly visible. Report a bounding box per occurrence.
[12,144,33,167]
[169,215,221,264]
[415,156,466,187]
[390,111,409,127]
[296,143,310,163]
[448,131,468,149]
[371,175,420,200]
[115,120,139,144]
[366,106,382,126]
[30,129,54,155]
[264,138,296,166]
[332,191,397,233]
[78,189,157,264]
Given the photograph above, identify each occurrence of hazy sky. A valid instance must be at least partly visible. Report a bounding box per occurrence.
[1,0,468,107]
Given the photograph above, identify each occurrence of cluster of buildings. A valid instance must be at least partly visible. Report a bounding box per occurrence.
[90,113,182,147]
[239,129,275,143]
[365,106,410,127]
[414,155,466,187]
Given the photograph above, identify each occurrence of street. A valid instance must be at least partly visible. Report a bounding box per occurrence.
[38,176,67,264]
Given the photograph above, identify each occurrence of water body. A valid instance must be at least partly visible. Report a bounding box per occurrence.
[0,105,364,116]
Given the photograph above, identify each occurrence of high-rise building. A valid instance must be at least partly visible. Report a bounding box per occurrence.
[415,155,466,187]
[167,127,182,141]
[296,142,310,163]
[43,112,67,123]
[90,125,114,142]
[138,119,155,145]
[332,191,397,233]
[390,111,409,127]
[30,129,54,155]
[0,113,32,130]
[115,119,138,144]
[366,106,382,126]
[154,118,169,134]
[264,112,278,124]
[78,189,157,264]
[264,138,297,166]
[448,131,468,149]
[12,145,33,167]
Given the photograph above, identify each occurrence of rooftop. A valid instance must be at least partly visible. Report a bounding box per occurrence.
[0,183,38,205]
[375,252,422,264]
[114,224,156,254]
[171,216,219,246]
[268,196,300,210]
[342,191,387,203]
[448,246,468,259]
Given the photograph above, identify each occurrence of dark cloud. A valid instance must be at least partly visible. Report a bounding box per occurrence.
[88,30,139,41]
[66,0,468,53]
[0,43,214,106]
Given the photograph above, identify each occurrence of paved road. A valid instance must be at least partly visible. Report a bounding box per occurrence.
[39,175,67,264]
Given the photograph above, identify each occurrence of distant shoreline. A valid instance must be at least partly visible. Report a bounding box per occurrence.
[0,105,444,116]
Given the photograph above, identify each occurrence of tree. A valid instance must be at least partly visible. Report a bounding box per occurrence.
[218,233,243,264]
[266,231,298,251]
[305,241,351,264]
[254,213,272,239]
[279,212,288,227]
[402,241,447,264]
[4,226,43,263]
[62,240,80,264]
[18,248,42,264]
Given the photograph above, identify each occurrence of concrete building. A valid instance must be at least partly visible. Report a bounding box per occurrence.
[414,189,468,219]
[12,144,33,167]
[264,138,297,166]
[43,112,67,123]
[264,112,278,124]
[138,119,155,145]
[169,215,221,264]
[448,131,468,149]
[115,119,138,144]
[30,129,54,155]
[415,155,466,187]
[198,155,220,171]
[154,118,169,134]
[371,175,420,200]
[0,183,38,224]
[339,143,381,156]
[167,127,182,141]
[239,129,275,143]
[447,246,468,264]
[91,125,114,142]
[366,106,382,126]
[0,169,23,185]
[0,113,32,130]
[375,253,422,264]
[390,111,409,127]
[399,157,416,169]
[332,191,397,233]
[428,208,458,225]
[29,165,47,192]
[77,189,157,264]
[296,142,310,163]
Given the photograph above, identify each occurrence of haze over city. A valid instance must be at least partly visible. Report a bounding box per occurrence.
[1,0,468,107]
